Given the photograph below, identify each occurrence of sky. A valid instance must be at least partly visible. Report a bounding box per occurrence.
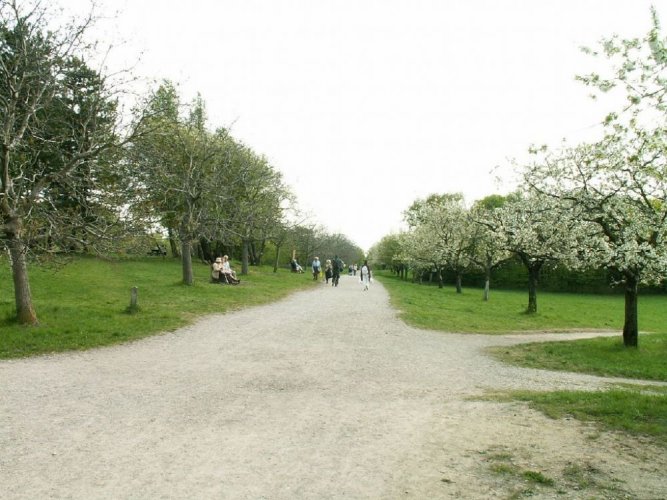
[62,0,666,252]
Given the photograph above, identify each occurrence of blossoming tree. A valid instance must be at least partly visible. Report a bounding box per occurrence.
[524,11,667,346]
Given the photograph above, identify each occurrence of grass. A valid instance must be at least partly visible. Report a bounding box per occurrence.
[492,387,667,446]
[375,271,667,446]
[375,270,667,334]
[487,333,667,381]
[481,446,628,498]
[375,270,667,382]
[482,447,556,498]
[0,256,314,359]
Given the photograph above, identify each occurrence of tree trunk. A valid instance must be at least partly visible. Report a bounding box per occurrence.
[181,239,194,285]
[436,267,444,289]
[199,238,212,263]
[8,232,38,325]
[249,241,258,266]
[483,266,491,302]
[527,263,541,314]
[273,243,282,273]
[168,227,179,258]
[623,273,639,347]
[241,239,249,275]
[195,240,205,263]
[455,272,462,294]
[250,240,265,266]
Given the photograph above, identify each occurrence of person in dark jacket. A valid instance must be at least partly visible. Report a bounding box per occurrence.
[332,255,343,287]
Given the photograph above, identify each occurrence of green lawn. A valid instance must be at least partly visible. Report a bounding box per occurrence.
[487,333,667,381]
[0,256,314,358]
[375,271,667,445]
[375,271,667,334]
[375,271,667,381]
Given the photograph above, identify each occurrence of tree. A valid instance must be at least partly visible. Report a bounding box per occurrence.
[399,223,447,287]
[311,231,364,268]
[526,139,667,345]
[1,0,129,324]
[368,233,407,278]
[222,145,292,275]
[480,193,589,313]
[39,56,120,252]
[401,193,472,291]
[469,196,513,301]
[129,85,232,285]
[525,10,667,346]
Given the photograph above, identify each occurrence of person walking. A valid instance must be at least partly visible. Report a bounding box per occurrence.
[312,257,321,281]
[324,259,333,284]
[332,255,342,287]
[360,260,372,291]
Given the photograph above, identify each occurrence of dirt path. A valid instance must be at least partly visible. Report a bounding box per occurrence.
[1,275,665,499]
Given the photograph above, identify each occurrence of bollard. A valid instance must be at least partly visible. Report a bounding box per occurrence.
[127,286,139,313]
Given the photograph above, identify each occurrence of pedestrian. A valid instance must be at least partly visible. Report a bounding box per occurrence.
[312,256,321,281]
[332,255,343,287]
[324,259,333,284]
[360,260,372,291]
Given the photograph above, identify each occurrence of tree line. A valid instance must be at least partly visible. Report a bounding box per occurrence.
[0,0,363,326]
[369,9,667,348]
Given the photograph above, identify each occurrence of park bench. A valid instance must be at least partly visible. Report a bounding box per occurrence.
[148,245,167,256]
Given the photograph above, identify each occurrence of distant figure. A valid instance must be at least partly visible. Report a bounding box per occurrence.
[312,257,321,281]
[360,260,372,291]
[291,259,303,273]
[332,255,343,287]
[324,259,333,284]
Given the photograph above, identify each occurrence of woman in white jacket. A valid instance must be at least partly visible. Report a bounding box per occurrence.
[360,260,372,291]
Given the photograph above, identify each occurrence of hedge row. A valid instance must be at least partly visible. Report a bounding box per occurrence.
[423,258,666,294]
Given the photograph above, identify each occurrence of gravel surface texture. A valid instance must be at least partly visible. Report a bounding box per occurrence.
[2,275,666,499]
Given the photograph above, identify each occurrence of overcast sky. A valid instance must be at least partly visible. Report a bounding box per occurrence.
[64,0,665,251]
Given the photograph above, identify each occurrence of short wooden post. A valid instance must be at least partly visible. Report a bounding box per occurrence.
[130,286,138,309]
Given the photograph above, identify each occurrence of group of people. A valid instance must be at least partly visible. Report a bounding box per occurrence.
[311,256,372,290]
[211,255,240,285]
[211,254,371,290]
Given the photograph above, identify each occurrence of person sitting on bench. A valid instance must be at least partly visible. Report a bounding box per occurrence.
[211,257,225,283]
[221,255,240,284]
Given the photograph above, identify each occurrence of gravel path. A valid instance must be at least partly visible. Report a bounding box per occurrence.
[1,275,665,499]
